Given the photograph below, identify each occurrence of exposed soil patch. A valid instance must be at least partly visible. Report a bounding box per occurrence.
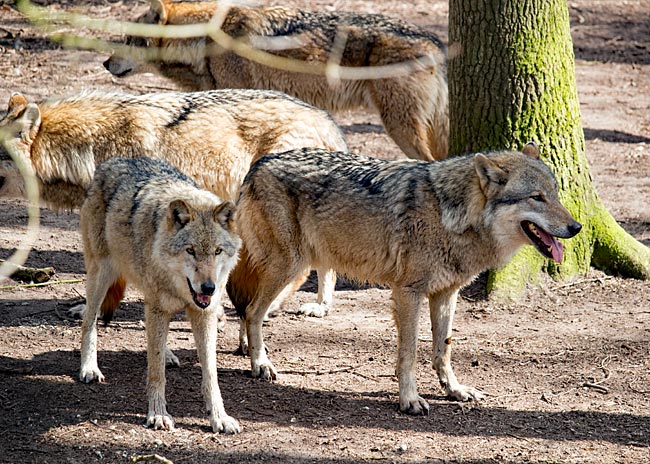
[0,1,648,463]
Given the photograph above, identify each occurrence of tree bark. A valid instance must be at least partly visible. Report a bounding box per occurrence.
[448,0,650,300]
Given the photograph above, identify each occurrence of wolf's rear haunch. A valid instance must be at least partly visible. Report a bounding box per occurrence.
[228,145,581,415]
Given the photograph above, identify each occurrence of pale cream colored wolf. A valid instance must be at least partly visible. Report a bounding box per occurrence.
[79,157,241,433]
[0,89,346,318]
[227,143,582,415]
[105,0,448,161]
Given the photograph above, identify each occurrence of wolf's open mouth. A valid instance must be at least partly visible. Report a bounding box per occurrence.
[187,278,212,309]
[521,221,564,263]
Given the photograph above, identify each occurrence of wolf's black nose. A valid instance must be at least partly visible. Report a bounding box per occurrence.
[201,281,216,296]
[567,221,582,237]
[102,59,110,71]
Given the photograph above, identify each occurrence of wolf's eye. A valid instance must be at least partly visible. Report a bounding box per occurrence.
[531,194,545,202]
[215,248,223,256]
[186,247,195,256]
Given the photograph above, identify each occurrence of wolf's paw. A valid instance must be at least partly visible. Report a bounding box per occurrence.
[164,347,180,367]
[79,365,104,383]
[235,340,249,357]
[211,414,241,434]
[399,395,430,416]
[146,412,175,431]
[263,301,282,321]
[251,361,277,381]
[447,384,485,402]
[217,313,226,334]
[298,302,330,318]
[68,303,86,319]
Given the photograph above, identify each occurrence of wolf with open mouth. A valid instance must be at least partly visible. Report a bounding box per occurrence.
[227,142,582,416]
[76,157,242,434]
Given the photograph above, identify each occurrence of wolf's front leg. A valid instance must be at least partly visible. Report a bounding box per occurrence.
[187,307,240,434]
[429,289,484,402]
[79,260,118,383]
[392,288,429,415]
[145,305,174,431]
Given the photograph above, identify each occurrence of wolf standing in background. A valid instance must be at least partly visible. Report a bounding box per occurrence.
[228,143,582,415]
[105,0,448,161]
[79,157,241,433]
[0,89,344,319]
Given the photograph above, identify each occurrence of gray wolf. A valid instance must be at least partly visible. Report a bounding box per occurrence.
[0,89,345,319]
[104,0,448,161]
[227,143,582,415]
[78,157,241,433]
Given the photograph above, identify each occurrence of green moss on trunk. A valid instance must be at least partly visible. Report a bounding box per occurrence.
[449,0,650,301]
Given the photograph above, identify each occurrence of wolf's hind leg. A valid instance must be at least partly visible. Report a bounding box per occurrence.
[299,267,336,317]
[429,289,485,402]
[79,259,118,383]
[264,268,310,319]
[392,287,429,415]
[370,74,448,162]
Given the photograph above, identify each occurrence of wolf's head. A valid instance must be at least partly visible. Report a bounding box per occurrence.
[103,0,219,78]
[0,93,41,198]
[160,196,241,311]
[474,143,582,264]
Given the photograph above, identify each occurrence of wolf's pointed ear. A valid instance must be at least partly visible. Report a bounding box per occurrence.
[7,93,29,118]
[5,95,41,142]
[168,199,192,229]
[214,201,236,231]
[521,142,541,159]
[474,153,507,197]
[150,0,169,24]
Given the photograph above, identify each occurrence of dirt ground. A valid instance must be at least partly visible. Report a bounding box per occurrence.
[0,0,649,463]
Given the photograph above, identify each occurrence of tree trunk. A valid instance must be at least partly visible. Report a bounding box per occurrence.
[448,0,650,301]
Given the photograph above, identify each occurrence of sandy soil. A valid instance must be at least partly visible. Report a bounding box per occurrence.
[0,1,648,463]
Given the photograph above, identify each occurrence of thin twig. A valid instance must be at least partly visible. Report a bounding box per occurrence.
[0,365,33,375]
[505,432,533,443]
[582,382,609,394]
[0,278,83,290]
[279,364,360,376]
[552,275,614,290]
[629,379,650,394]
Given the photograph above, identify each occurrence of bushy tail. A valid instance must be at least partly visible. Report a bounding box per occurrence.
[100,276,126,324]
[226,245,259,319]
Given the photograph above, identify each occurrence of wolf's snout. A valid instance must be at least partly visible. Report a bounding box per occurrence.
[201,281,216,296]
[567,221,582,238]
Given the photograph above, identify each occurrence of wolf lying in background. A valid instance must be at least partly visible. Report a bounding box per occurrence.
[104,0,449,161]
[79,157,241,433]
[0,89,345,319]
[227,143,582,415]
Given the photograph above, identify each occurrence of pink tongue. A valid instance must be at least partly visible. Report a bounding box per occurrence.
[197,294,211,305]
[537,227,564,263]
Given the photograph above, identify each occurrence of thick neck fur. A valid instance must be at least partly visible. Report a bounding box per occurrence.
[425,153,518,274]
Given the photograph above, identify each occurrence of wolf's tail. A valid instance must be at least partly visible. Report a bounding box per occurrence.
[100,276,126,324]
[226,245,259,319]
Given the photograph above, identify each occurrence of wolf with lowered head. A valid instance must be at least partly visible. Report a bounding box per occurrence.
[104,0,448,161]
